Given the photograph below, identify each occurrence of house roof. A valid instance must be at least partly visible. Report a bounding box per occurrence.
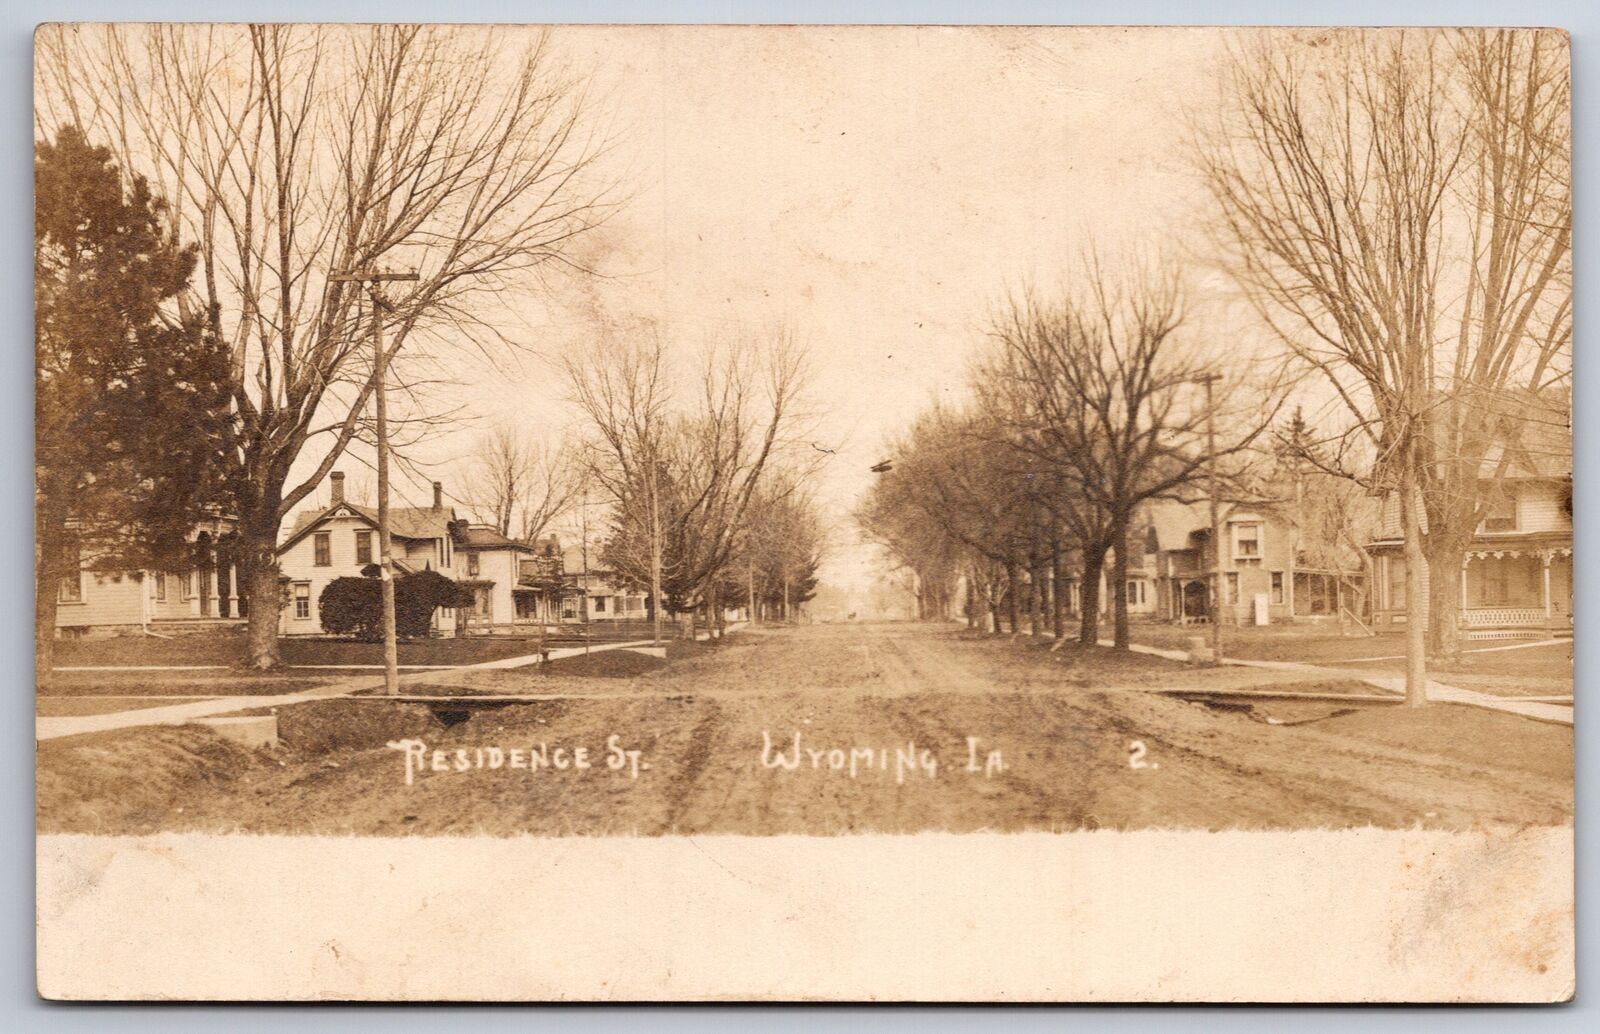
[560,542,620,576]
[455,525,539,552]
[280,502,455,552]
[1471,392,1571,479]
[1144,500,1209,553]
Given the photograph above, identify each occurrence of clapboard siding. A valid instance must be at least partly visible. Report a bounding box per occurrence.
[54,570,144,630]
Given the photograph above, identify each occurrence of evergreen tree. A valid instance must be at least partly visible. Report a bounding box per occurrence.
[35,125,234,681]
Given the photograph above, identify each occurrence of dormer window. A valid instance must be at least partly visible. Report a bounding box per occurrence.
[1480,488,1518,533]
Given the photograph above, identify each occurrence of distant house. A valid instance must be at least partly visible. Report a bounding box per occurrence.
[560,544,651,622]
[277,472,466,636]
[1365,397,1572,639]
[456,528,572,631]
[1053,498,1364,627]
[1141,499,1361,625]
[53,515,246,638]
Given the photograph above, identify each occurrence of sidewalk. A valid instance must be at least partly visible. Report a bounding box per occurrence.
[1104,639,1574,726]
[37,626,748,741]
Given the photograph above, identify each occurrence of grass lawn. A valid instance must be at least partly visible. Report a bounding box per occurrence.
[1130,622,1570,671]
[36,695,215,717]
[41,670,343,698]
[277,636,544,667]
[51,631,548,669]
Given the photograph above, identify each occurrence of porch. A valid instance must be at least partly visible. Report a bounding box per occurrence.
[1371,546,1572,639]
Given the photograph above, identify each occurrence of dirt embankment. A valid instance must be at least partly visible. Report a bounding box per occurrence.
[37,624,1573,836]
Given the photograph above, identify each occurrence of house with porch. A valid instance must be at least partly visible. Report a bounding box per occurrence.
[560,544,651,623]
[276,472,468,636]
[53,515,247,637]
[1365,405,1572,639]
[1051,497,1364,627]
[456,529,576,632]
[1143,499,1364,626]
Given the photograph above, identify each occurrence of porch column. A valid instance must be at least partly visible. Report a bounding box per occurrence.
[1541,552,1552,619]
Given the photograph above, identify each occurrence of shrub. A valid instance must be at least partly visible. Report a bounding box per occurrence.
[318,569,475,640]
[395,569,474,639]
[318,576,383,640]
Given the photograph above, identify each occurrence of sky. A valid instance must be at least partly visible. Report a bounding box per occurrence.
[294,25,1245,599]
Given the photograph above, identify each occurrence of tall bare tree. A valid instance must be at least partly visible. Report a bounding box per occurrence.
[983,258,1280,650]
[1199,29,1570,696]
[463,424,583,541]
[36,24,615,667]
[566,331,808,639]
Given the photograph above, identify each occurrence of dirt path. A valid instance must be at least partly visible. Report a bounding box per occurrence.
[37,623,1572,835]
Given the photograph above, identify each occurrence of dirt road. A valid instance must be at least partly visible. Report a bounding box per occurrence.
[37,623,1572,835]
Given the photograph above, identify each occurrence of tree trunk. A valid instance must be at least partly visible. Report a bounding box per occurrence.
[1078,545,1106,645]
[988,586,1002,635]
[1051,544,1067,638]
[1424,531,1472,663]
[965,572,977,630]
[242,560,282,669]
[34,551,60,693]
[1399,454,1429,706]
[238,510,284,669]
[1005,560,1021,635]
[1028,563,1043,636]
[1110,518,1131,650]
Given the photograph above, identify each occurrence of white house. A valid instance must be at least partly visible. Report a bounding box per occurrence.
[455,528,571,631]
[276,472,465,635]
[53,515,246,637]
[561,544,651,622]
[1366,392,1572,639]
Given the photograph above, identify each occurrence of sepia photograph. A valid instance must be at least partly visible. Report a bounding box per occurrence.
[31,20,1573,1001]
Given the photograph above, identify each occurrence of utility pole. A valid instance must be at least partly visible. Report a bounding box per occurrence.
[1198,372,1224,664]
[330,268,418,696]
[581,486,590,656]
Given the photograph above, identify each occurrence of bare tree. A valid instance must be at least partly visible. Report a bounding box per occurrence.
[36,24,616,667]
[861,405,1044,636]
[563,333,671,645]
[983,257,1281,650]
[1198,28,1570,697]
[463,424,583,541]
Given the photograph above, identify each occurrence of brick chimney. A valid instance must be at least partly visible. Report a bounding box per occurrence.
[433,481,444,511]
[330,471,345,506]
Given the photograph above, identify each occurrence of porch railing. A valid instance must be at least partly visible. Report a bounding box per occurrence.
[1462,607,1547,628]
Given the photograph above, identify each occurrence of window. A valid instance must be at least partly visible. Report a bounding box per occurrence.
[466,552,479,577]
[57,540,84,603]
[154,572,168,602]
[293,582,311,620]
[594,595,607,613]
[1270,571,1285,605]
[355,531,372,566]
[1232,522,1263,563]
[1480,488,1518,533]
[1226,572,1240,604]
[313,532,331,567]
[1125,580,1145,606]
[1385,557,1406,609]
[1469,555,1541,608]
[58,571,83,604]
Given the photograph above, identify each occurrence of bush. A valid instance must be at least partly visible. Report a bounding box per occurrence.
[318,577,384,640]
[394,570,474,639]
[318,570,474,640]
